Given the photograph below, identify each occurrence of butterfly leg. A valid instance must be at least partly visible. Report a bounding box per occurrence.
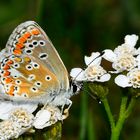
[61,99,72,120]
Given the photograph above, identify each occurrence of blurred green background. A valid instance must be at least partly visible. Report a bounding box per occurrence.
[0,0,140,140]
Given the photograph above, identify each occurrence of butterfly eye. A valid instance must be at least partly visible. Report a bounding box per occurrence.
[45,75,52,81]
[26,65,33,71]
[39,40,45,46]
[39,53,48,60]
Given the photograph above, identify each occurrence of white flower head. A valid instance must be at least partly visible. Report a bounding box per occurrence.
[115,68,140,88]
[124,34,138,47]
[115,34,138,55]
[10,108,34,128]
[0,108,34,139]
[0,120,20,139]
[112,53,137,73]
[103,34,138,73]
[0,101,37,120]
[84,52,101,66]
[70,52,111,82]
[33,106,63,129]
[84,65,111,82]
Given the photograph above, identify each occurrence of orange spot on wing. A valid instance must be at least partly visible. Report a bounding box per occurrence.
[6,60,13,65]
[13,49,22,55]
[3,64,10,70]
[23,32,31,39]
[7,86,14,96]
[14,57,22,62]
[24,57,31,62]
[18,36,27,43]
[16,43,24,49]
[3,71,10,77]
[5,77,13,83]
[31,29,40,35]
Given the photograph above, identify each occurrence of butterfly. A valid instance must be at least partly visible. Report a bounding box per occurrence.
[0,21,82,118]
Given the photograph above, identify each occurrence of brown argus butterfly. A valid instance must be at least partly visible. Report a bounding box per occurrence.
[0,21,82,116]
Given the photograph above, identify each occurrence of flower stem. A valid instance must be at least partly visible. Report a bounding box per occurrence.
[125,97,136,118]
[102,95,136,140]
[102,98,115,130]
[110,96,128,140]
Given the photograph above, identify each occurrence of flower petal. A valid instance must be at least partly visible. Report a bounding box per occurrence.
[0,101,38,120]
[102,49,117,62]
[115,75,132,88]
[84,52,101,66]
[70,68,86,81]
[97,73,111,82]
[33,109,51,129]
[136,54,140,67]
[124,34,138,47]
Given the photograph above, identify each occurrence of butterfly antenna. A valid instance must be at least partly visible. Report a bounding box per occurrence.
[84,90,97,100]
[73,51,104,81]
[84,89,102,104]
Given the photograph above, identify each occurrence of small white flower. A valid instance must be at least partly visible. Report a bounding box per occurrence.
[10,108,34,128]
[84,52,101,66]
[33,106,63,129]
[33,109,51,129]
[124,34,138,47]
[115,68,140,88]
[136,54,140,69]
[84,65,111,82]
[103,34,138,73]
[0,120,20,139]
[70,68,86,81]
[0,108,36,139]
[70,52,111,82]
[0,101,38,120]
[115,75,132,88]
[112,53,137,72]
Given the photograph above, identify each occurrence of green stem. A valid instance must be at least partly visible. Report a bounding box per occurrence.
[102,98,115,130]
[111,96,136,140]
[125,97,136,118]
[111,96,128,140]
[79,91,88,140]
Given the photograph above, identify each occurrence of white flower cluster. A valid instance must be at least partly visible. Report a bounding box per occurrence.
[0,101,66,140]
[0,34,140,140]
[71,34,140,89]
[70,52,111,82]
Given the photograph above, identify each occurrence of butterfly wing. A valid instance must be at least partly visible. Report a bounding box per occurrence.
[0,21,69,103]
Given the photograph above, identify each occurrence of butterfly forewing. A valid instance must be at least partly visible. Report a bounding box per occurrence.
[0,21,69,102]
